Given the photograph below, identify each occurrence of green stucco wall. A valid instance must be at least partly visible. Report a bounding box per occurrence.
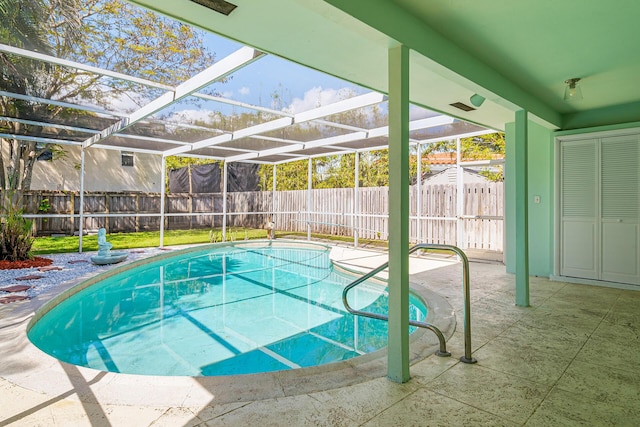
[505,120,554,276]
[505,120,640,278]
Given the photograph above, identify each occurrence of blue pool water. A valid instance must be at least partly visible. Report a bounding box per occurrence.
[28,242,427,376]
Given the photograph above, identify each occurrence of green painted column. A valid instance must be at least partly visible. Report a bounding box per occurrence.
[387,43,410,383]
[515,110,530,306]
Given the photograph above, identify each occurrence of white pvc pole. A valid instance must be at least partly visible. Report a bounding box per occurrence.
[222,161,228,241]
[307,157,312,241]
[456,138,464,248]
[78,147,85,253]
[354,151,359,247]
[272,164,277,225]
[416,143,422,243]
[159,155,166,248]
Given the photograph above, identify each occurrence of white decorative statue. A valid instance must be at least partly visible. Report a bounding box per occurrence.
[91,228,128,265]
[97,228,113,256]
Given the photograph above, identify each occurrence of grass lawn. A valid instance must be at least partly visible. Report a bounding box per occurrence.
[32,228,266,254]
[32,228,387,255]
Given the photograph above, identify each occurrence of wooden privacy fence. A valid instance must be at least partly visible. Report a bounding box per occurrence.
[6,182,503,251]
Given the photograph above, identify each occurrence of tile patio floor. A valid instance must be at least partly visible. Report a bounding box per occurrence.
[0,246,638,426]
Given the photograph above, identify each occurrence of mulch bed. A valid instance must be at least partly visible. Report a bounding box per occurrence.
[0,257,53,270]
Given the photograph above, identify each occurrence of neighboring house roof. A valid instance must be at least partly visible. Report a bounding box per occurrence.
[421,167,490,185]
[425,152,457,165]
[425,152,505,165]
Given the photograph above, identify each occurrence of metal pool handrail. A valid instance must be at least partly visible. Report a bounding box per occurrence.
[341,243,477,364]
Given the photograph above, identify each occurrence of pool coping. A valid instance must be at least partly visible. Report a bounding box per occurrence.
[0,240,456,406]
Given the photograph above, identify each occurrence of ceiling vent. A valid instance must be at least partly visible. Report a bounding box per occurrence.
[449,102,476,112]
[189,0,237,16]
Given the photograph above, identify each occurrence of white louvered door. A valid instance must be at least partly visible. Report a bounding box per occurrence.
[560,139,599,280]
[559,133,640,286]
[600,135,640,284]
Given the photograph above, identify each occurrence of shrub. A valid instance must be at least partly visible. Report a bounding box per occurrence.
[0,192,34,261]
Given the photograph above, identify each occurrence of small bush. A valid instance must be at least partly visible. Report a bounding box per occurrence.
[0,193,34,262]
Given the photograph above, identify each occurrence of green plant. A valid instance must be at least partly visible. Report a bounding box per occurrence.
[0,191,35,261]
[38,198,51,213]
[38,197,51,223]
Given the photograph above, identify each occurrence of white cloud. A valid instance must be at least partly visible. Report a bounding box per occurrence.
[63,81,149,115]
[284,86,355,114]
[220,91,233,98]
[105,91,146,113]
[238,86,250,96]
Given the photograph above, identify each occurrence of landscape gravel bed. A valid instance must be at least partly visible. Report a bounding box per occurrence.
[0,247,172,300]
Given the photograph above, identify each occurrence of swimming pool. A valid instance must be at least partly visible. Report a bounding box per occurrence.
[28,241,427,377]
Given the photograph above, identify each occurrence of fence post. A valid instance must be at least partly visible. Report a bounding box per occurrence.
[135,193,140,232]
[70,192,75,236]
[104,193,110,234]
[188,193,193,230]
[307,158,312,241]
[211,193,216,230]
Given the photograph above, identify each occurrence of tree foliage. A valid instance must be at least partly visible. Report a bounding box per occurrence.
[0,0,215,191]
[257,132,504,190]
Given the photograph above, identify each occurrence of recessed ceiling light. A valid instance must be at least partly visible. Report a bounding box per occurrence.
[189,0,237,16]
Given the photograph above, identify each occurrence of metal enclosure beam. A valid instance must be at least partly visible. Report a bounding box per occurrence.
[160,156,167,248]
[223,161,228,241]
[416,143,422,242]
[293,92,385,123]
[272,165,277,228]
[307,158,312,240]
[354,151,360,247]
[456,138,464,248]
[78,148,86,253]
[83,46,264,148]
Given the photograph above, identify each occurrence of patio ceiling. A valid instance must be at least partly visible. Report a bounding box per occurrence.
[130,0,640,131]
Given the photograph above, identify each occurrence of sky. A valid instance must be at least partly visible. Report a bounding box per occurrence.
[161,29,443,126]
[180,31,369,119]
[200,33,365,109]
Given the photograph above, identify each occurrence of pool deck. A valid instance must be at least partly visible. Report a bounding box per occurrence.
[1,242,639,426]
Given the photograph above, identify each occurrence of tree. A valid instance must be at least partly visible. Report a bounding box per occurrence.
[0,0,51,55]
[315,153,355,189]
[261,132,504,190]
[0,0,216,191]
[269,160,310,191]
